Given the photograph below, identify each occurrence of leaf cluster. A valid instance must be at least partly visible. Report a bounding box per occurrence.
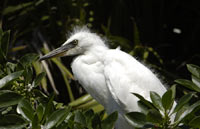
[126,64,200,129]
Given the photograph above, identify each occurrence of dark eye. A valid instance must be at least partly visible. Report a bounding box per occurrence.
[73,39,78,45]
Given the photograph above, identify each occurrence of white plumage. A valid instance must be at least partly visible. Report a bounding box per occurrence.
[40,27,167,129]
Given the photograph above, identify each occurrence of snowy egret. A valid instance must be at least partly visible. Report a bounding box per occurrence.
[40,27,167,129]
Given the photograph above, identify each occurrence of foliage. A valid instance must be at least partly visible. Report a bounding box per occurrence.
[126,64,200,129]
[0,29,118,129]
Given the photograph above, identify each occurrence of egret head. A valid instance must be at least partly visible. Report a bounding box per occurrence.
[39,27,107,61]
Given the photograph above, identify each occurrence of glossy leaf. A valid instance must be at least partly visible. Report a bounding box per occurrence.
[173,93,193,113]
[44,108,70,129]
[187,64,200,78]
[0,70,23,89]
[146,109,163,124]
[192,75,200,88]
[174,105,188,122]
[150,91,164,111]
[0,114,27,129]
[17,98,34,121]
[177,101,200,122]
[125,112,146,128]
[0,90,23,108]
[101,111,118,129]
[175,79,200,92]
[132,93,156,110]
[162,89,173,111]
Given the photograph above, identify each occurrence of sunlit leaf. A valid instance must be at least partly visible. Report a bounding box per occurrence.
[173,93,193,113]
[17,98,34,121]
[192,75,200,88]
[150,91,164,111]
[175,79,200,92]
[187,64,200,78]
[177,101,200,123]
[69,94,92,107]
[174,105,188,122]
[0,70,23,89]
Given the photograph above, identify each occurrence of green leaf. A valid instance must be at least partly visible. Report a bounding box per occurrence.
[32,72,46,87]
[162,89,173,111]
[69,94,92,107]
[74,110,86,125]
[32,114,40,129]
[150,91,164,111]
[36,104,44,122]
[84,109,94,124]
[101,111,118,129]
[146,109,163,124]
[42,94,55,123]
[91,114,101,129]
[192,75,200,88]
[0,114,27,129]
[173,93,193,113]
[1,30,10,58]
[187,64,200,78]
[177,101,200,123]
[19,53,39,68]
[174,105,188,122]
[0,90,23,108]
[188,116,200,128]
[137,100,149,114]
[17,98,34,121]
[175,79,200,92]
[125,112,146,128]
[44,108,70,129]
[132,93,156,110]
[0,70,24,89]
[170,85,176,99]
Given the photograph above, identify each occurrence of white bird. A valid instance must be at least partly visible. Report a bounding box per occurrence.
[40,27,167,129]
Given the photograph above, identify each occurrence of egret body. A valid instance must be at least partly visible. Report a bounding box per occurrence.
[40,27,167,129]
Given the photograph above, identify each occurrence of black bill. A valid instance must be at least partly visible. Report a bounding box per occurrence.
[39,43,76,61]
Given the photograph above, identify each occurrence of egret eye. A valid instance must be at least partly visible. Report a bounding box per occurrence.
[72,39,78,45]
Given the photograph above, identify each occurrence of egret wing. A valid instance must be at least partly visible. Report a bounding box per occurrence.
[103,49,166,113]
